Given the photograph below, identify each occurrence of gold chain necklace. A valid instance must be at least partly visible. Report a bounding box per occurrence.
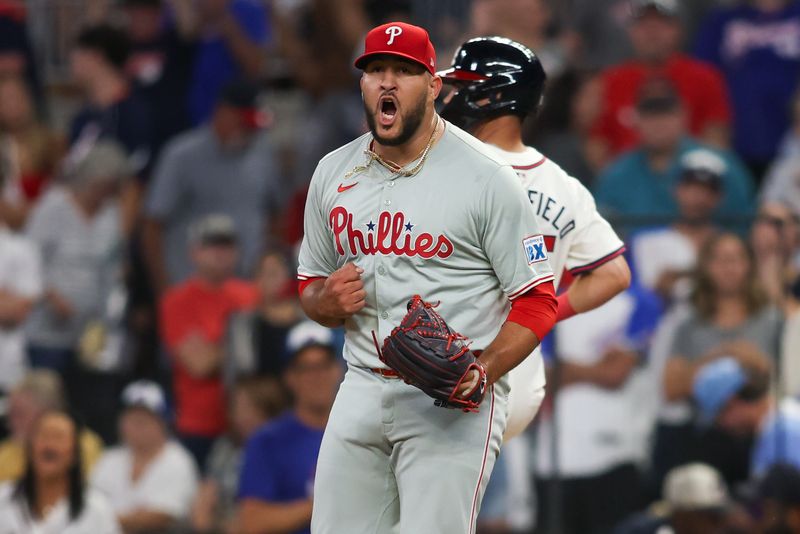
[344,117,441,180]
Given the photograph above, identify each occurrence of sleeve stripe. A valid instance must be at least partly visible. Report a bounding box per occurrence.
[297,272,324,281]
[508,273,556,301]
[569,245,627,276]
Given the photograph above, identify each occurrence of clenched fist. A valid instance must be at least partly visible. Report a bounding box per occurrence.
[317,263,367,319]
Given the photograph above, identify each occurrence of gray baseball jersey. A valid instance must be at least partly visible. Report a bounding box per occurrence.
[298,124,554,368]
[490,145,626,440]
[299,122,554,534]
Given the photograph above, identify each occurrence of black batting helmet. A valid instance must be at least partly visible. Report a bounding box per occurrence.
[438,36,546,131]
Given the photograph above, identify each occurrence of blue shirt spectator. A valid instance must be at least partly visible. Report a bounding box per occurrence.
[752,399,800,476]
[694,1,800,171]
[189,0,269,125]
[594,138,755,224]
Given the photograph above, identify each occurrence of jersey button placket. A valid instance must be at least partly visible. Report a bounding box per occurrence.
[376,179,394,332]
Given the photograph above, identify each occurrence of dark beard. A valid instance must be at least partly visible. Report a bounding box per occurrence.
[364,93,427,147]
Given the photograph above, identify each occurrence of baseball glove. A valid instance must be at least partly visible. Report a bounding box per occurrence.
[373,295,488,412]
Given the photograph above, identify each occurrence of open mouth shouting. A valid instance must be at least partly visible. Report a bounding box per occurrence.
[379,95,398,127]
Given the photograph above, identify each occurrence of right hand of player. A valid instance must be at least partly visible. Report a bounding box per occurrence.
[318,263,367,319]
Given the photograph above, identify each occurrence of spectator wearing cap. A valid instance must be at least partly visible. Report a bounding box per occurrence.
[142,80,281,294]
[68,24,155,235]
[589,0,732,165]
[190,375,288,534]
[593,78,755,225]
[614,463,735,534]
[628,149,725,302]
[226,250,304,382]
[188,0,269,125]
[0,370,104,483]
[122,0,197,155]
[656,233,781,487]
[159,214,259,468]
[24,141,131,376]
[237,321,342,534]
[756,464,800,533]
[693,357,800,477]
[694,0,800,180]
[91,380,198,534]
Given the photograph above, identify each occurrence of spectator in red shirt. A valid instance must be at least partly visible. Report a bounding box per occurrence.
[590,0,732,166]
[160,214,259,469]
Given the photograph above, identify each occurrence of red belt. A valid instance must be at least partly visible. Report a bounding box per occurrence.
[371,368,402,379]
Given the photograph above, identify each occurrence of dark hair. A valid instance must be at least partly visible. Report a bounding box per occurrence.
[75,24,131,70]
[16,410,85,521]
[735,366,770,402]
[690,233,769,320]
[233,375,288,420]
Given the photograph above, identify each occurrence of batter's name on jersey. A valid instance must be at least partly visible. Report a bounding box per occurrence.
[329,206,454,259]
[523,235,548,265]
[527,189,576,239]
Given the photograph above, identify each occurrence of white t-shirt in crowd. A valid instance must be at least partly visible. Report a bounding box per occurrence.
[0,482,120,534]
[630,227,696,298]
[0,228,43,391]
[91,441,198,519]
[535,291,656,478]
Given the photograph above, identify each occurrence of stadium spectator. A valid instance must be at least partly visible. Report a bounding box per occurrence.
[656,233,782,487]
[525,70,605,185]
[188,0,269,125]
[694,0,800,180]
[24,141,129,371]
[467,0,569,76]
[191,375,287,534]
[781,276,800,397]
[762,89,800,215]
[226,251,303,382]
[68,24,155,235]
[0,75,62,229]
[0,219,41,395]
[535,287,662,534]
[593,78,754,224]
[556,0,634,70]
[237,322,341,534]
[693,357,800,476]
[0,1,43,113]
[613,463,735,534]
[755,463,800,534]
[142,81,281,291]
[91,380,198,533]
[0,370,104,482]
[159,214,259,469]
[629,149,724,302]
[590,0,731,164]
[0,410,120,533]
[750,202,800,307]
[122,0,197,154]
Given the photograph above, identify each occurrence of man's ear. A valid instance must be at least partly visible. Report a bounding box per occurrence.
[430,75,443,100]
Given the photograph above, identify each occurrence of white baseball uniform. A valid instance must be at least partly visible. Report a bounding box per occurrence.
[490,146,625,440]
[298,122,554,534]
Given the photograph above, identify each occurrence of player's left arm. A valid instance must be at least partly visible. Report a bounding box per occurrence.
[557,181,631,321]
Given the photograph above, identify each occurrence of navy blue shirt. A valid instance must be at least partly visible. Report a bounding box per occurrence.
[694,3,800,163]
[238,412,323,534]
[68,91,155,181]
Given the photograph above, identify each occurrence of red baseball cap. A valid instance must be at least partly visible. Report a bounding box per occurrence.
[354,22,437,75]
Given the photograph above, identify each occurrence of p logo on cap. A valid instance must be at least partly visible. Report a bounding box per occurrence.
[386,26,403,45]
[354,22,437,75]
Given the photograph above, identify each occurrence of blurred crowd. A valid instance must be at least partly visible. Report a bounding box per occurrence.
[0,0,799,533]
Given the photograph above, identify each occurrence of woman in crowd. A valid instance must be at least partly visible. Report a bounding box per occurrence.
[655,232,783,487]
[0,409,119,533]
[190,375,287,533]
[0,74,62,229]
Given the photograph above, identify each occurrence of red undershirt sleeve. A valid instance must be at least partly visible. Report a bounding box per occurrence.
[505,280,557,341]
